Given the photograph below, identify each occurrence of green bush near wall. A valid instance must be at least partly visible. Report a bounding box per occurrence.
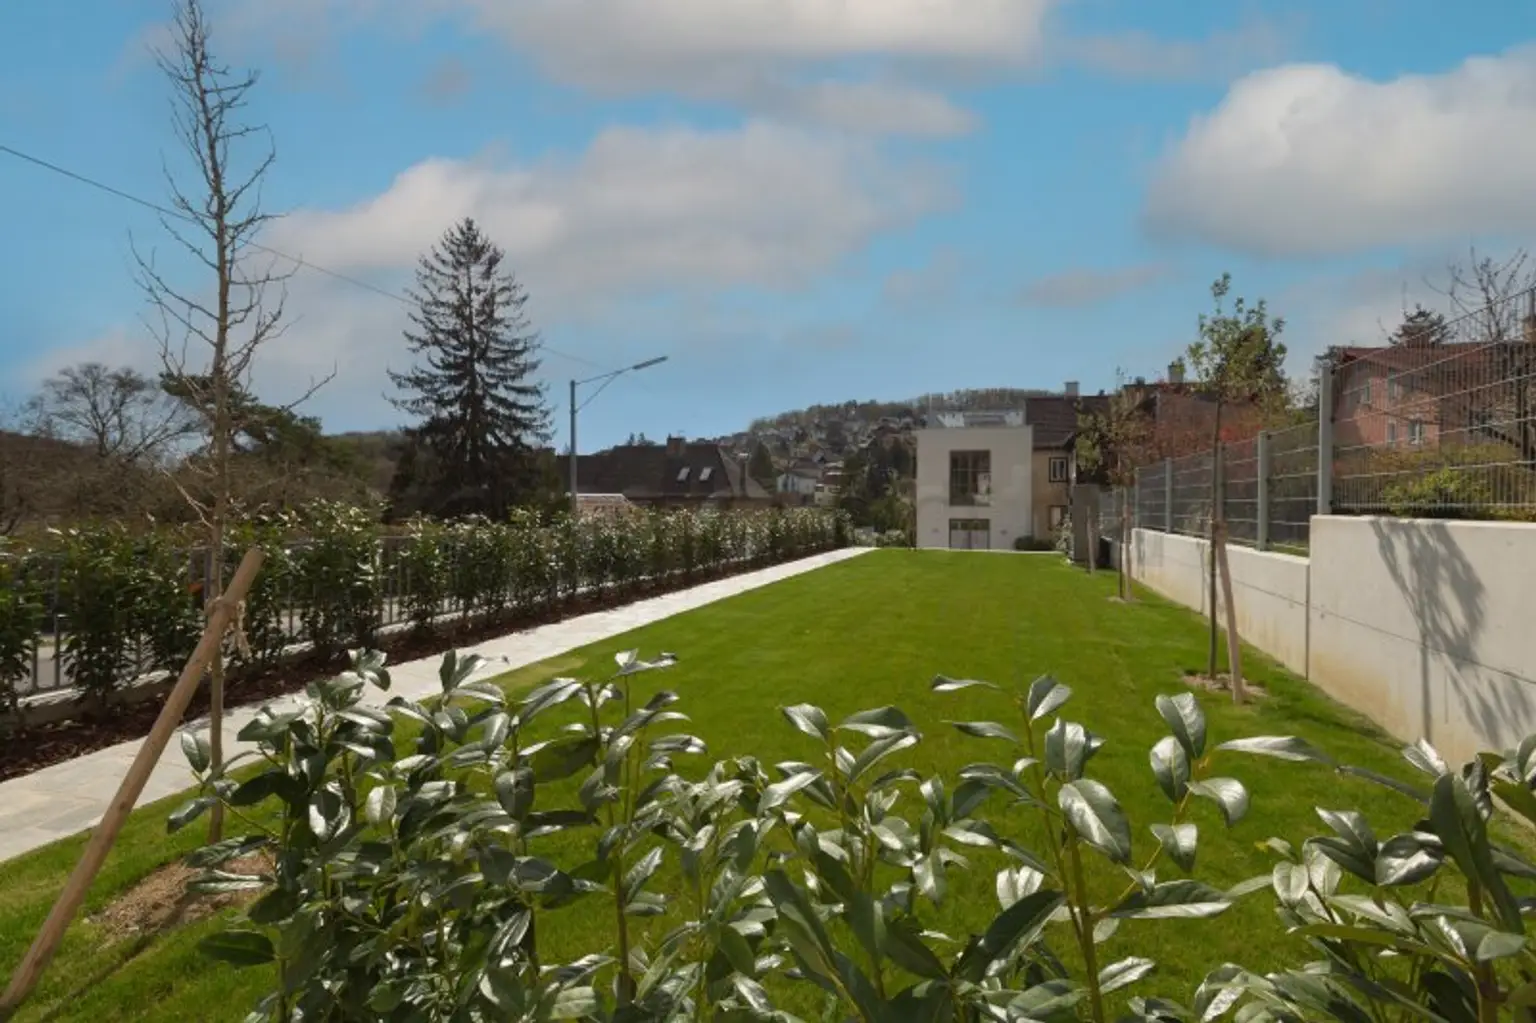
[1,504,848,727]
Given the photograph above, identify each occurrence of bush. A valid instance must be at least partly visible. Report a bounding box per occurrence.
[172,649,1536,1023]
[1347,442,1536,521]
[1012,536,1055,552]
[1,506,844,719]
[0,549,43,725]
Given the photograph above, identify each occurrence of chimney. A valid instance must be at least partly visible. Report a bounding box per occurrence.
[1063,381,1079,398]
[1168,361,1184,385]
[666,435,685,458]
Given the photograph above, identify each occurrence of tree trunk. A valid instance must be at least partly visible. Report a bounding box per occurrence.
[206,378,231,843]
[1120,486,1132,601]
[1214,519,1245,702]
[1206,418,1221,679]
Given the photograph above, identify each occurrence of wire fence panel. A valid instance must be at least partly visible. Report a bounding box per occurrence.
[1267,423,1319,553]
[1134,464,1167,532]
[1222,436,1260,547]
[1169,451,1215,539]
[1331,315,1536,520]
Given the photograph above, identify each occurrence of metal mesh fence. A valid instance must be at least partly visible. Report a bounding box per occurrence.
[1267,423,1319,552]
[1331,298,1536,520]
[1132,425,1320,554]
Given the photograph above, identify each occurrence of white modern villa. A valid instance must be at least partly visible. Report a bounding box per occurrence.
[914,411,1035,550]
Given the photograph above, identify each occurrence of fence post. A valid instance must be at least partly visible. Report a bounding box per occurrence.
[1163,458,1174,532]
[1256,430,1271,550]
[1316,355,1334,516]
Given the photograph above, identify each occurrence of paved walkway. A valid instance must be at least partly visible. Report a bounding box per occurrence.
[0,548,870,864]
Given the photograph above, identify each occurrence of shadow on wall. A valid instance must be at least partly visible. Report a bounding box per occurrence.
[1368,518,1515,751]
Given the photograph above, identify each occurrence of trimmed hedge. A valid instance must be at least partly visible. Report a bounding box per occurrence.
[0,503,849,722]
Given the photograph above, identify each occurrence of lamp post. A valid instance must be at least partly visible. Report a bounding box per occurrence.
[569,356,668,516]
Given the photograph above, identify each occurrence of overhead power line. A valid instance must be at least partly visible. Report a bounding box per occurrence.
[0,142,604,370]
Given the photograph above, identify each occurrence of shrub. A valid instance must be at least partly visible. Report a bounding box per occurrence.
[228,518,299,672]
[291,502,384,660]
[1012,536,1055,552]
[172,648,1536,1023]
[2,507,843,721]
[0,549,42,725]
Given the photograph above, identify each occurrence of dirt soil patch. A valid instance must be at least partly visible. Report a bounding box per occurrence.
[90,854,271,943]
[0,559,773,783]
[1183,672,1269,699]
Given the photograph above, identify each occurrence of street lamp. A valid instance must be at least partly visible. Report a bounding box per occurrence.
[569,356,669,516]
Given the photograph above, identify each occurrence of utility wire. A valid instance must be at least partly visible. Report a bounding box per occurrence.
[0,142,605,370]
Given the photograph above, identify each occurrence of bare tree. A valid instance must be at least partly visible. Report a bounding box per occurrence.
[135,0,324,840]
[1431,247,1536,464]
[26,362,193,464]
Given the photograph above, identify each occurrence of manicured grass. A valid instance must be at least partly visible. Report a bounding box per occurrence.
[1,550,1525,1020]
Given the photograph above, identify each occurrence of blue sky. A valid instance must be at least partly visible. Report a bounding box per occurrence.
[4,0,1536,450]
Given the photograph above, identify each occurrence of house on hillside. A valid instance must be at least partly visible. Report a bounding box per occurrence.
[775,459,822,504]
[574,436,773,511]
[1024,384,1111,540]
[1329,333,1536,461]
[914,410,1033,550]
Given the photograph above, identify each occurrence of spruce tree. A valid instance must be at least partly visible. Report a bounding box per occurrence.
[388,218,550,518]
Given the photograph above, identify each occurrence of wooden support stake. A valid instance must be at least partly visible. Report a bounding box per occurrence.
[0,547,265,1018]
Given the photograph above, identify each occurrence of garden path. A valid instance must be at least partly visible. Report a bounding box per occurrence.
[0,547,870,864]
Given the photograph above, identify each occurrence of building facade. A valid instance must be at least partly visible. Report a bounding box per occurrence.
[914,412,1034,550]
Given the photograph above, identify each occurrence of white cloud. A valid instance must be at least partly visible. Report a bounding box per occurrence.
[755,79,977,138]
[35,121,951,431]
[460,0,1053,82]
[267,121,952,310]
[1019,262,1171,307]
[421,56,472,105]
[1144,48,1536,256]
[1061,17,1295,83]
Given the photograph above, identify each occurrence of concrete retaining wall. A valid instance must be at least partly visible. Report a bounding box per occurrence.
[1129,530,1309,677]
[1127,517,1536,764]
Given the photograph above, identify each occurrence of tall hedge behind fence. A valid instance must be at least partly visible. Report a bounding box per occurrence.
[0,503,849,722]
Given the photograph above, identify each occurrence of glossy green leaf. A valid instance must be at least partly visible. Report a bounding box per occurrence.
[180,730,211,774]
[1217,736,1334,765]
[1025,675,1072,721]
[1059,779,1132,864]
[1100,956,1157,994]
[1188,778,1248,828]
[1156,693,1206,761]
[1150,736,1191,803]
[948,720,1020,744]
[1110,880,1230,919]
[1151,822,1197,873]
[782,703,830,741]
[932,675,1000,694]
[837,706,915,739]
[1045,719,1100,781]
[364,784,396,827]
[198,929,275,967]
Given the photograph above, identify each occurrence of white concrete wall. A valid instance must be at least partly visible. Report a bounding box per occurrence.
[916,425,1034,550]
[1126,518,1536,764]
[1128,529,1309,677]
[1308,517,1536,765]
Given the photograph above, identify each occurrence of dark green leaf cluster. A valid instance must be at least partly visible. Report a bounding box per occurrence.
[175,647,1536,1023]
[2,506,844,728]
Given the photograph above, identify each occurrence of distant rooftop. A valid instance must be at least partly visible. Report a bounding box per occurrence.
[927,409,1025,429]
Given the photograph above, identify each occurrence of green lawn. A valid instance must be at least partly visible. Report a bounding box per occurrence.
[0,550,1521,1021]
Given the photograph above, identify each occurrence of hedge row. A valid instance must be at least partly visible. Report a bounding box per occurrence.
[0,503,849,719]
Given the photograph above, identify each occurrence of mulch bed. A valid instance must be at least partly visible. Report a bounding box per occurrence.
[0,561,757,784]
[89,853,273,943]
